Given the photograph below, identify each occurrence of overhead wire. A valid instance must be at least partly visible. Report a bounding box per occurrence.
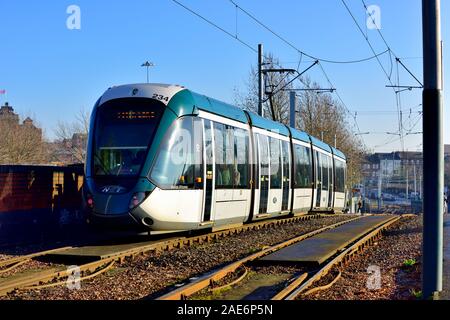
[360,0,423,151]
[227,0,368,148]
[171,0,420,152]
[170,0,257,53]
[340,0,420,151]
[229,0,390,64]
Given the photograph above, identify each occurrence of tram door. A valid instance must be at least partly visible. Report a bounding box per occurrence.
[320,154,330,208]
[202,120,214,222]
[315,151,322,208]
[281,141,291,212]
[328,156,334,208]
[267,137,283,213]
[258,134,269,214]
[212,122,249,226]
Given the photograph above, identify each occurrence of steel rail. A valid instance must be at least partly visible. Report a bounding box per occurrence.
[21,261,116,291]
[271,273,308,300]
[0,246,73,269]
[301,271,342,297]
[0,258,121,296]
[210,267,249,293]
[0,260,30,275]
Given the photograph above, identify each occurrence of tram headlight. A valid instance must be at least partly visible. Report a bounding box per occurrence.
[129,192,146,210]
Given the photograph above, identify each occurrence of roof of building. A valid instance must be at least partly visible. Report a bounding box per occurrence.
[0,102,15,114]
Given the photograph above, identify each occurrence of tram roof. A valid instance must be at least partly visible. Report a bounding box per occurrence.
[169,89,249,124]
[309,135,333,153]
[172,89,290,136]
[99,84,344,158]
[289,127,312,144]
[245,111,290,136]
[331,147,346,160]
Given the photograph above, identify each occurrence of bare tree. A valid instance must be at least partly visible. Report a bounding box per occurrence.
[296,76,366,186]
[234,52,292,123]
[52,108,90,164]
[234,56,366,188]
[0,118,45,164]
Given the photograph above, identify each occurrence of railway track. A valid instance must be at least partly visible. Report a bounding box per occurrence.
[156,214,401,300]
[0,213,333,297]
[281,215,400,300]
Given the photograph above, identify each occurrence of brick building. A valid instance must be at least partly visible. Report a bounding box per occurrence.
[0,102,42,137]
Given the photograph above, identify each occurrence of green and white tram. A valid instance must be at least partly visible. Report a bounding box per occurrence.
[83,83,347,232]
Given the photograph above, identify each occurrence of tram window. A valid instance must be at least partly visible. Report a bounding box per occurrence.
[150,117,202,189]
[213,123,250,189]
[253,133,259,189]
[328,156,333,187]
[192,118,204,188]
[344,162,347,191]
[293,144,312,188]
[214,123,235,188]
[234,128,250,188]
[281,141,290,184]
[322,153,329,191]
[335,160,346,193]
[93,98,164,177]
[269,137,282,189]
[258,134,269,178]
[315,151,321,188]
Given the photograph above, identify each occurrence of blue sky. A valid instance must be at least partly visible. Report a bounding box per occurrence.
[0,0,448,153]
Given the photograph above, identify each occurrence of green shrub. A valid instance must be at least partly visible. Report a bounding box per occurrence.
[403,259,416,268]
[410,289,422,299]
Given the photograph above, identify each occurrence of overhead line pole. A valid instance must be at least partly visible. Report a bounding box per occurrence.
[258,44,264,117]
[289,91,296,128]
[422,0,443,299]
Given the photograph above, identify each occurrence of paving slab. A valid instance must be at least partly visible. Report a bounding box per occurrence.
[260,215,393,265]
[44,237,183,263]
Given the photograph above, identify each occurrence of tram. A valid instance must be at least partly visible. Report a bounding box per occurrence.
[83,83,347,232]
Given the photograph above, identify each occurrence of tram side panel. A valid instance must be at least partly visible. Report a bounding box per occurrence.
[332,157,346,211]
[211,119,251,228]
[291,141,314,214]
[311,147,334,212]
[140,114,254,231]
[139,116,205,231]
[251,129,292,220]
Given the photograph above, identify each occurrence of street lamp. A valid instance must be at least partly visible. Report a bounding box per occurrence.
[141,61,155,83]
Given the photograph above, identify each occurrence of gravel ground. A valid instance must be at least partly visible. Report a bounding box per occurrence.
[301,216,422,300]
[0,254,14,262]
[191,264,308,300]
[0,260,57,279]
[0,228,147,261]
[3,215,355,300]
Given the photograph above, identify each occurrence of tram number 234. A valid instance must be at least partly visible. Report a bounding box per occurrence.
[152,93,169,102]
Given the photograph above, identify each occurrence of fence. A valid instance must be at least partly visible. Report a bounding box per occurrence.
[0,164,84,245]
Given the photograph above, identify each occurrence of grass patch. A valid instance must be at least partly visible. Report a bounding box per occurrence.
[410,289,422,299]
[403,259,416,268]
[247,247,261,254]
